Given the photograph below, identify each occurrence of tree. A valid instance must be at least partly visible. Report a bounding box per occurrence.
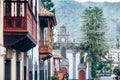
[43,0,55,13]
[80,6,109,78]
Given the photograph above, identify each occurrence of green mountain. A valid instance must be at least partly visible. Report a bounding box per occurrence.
[52,0,120,49]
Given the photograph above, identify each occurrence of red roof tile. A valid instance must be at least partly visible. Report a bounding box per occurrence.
[39,8,54,16]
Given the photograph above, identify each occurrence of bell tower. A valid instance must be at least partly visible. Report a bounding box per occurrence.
[58,25,69,44]
[57,25,69,58]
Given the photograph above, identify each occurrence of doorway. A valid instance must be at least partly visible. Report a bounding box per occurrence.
[79,70,85,80]
[5,59,11,80]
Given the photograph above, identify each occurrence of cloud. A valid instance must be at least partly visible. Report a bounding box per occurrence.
[74,0,120,2]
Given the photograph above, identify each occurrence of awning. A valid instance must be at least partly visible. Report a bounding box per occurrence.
[53,52,62,59]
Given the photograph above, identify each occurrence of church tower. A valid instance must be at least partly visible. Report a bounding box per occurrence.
[57,25,69,58]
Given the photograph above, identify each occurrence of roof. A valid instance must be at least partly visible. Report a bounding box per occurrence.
[53,52,62,59]
[39,8,54,16]
[39,8,57,26]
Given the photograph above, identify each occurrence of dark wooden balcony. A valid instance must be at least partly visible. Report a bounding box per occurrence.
[39,8,57,60]
[39,40,52,60]
[4,1,37,52]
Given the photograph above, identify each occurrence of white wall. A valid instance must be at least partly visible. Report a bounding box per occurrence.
[30,0,40,80]
[0,0,3,45]
[66,53,80,79]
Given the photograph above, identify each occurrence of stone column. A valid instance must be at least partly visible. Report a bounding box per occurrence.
[50,57,53,77]
[0,0,5,79]
[0,55,5,80]
[26,55,29,80]
[87,61,92,79]
[20,52,24,80]
[0,0,3,44]
[11,50,16,80]
[73,53,76,79]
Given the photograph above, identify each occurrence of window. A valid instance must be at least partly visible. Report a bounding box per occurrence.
[80,57,84,64]
[61,47,66,58]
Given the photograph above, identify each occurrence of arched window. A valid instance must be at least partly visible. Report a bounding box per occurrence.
[61,47,66,58]
[80,57,84,64]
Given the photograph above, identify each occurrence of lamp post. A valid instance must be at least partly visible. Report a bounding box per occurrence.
[116,36,120,69]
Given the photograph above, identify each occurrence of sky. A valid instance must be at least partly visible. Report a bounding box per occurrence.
[75,0,120,2]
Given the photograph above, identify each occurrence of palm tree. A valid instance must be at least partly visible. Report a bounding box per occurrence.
[80,6,109,78]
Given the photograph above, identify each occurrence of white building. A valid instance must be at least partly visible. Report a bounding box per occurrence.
[108,49,119,69]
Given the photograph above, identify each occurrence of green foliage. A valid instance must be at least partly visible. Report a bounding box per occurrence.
[43,0,55,13]
[80,6,109,78]
[113,66,120,78]
[43,0,56,48]
[113,66,119,73]
[104,66,111,71]
[51,27,55,47]
[97,60,112,72]
[51,76,58,80]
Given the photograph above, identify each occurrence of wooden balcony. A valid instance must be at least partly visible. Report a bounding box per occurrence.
[39,40,52,60]
[39,8,57,60]
[4,1,37,52]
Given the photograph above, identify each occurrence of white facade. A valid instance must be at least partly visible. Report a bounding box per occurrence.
[66,52,80,79]
[108,49,119,70]
[0,0,3,45]
[109,49,119,63]
[53,49,80,79]
[29,0,40,80]
[0,1,6,80]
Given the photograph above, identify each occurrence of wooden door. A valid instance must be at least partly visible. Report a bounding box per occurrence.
[79,70,85,80]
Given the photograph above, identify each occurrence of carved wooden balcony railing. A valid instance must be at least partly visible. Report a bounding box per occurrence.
[39,40,52,60]
[39,40,52,53]
[4,1,37,52]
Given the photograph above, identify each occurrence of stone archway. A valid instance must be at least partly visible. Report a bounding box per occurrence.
[79,70,85,80]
